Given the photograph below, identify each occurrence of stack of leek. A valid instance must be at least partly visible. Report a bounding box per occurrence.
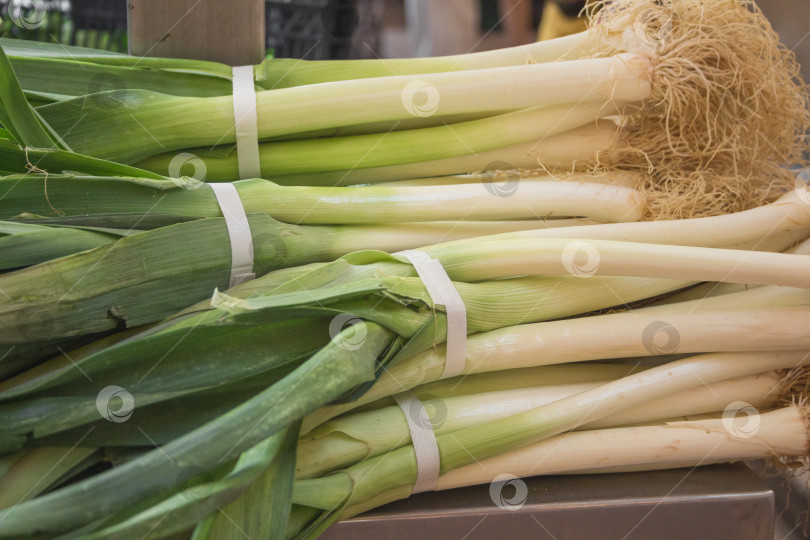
[0,0,808,538]
[0,0,806,218]
[2,207,810,537]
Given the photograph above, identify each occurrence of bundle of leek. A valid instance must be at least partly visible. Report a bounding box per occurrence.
[290,360,810,538]
[0,1,808,538]
[7,0,802,219]
[0,165,643,370]
[2,223,810,537]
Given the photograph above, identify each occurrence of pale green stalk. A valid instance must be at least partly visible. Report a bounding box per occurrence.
[395,364,635,404]
[650,238,810,304]
[154,217,607,313]
[5,215,638,353]
[648,282,754,304]
[431,190,810,252]
[425,237,810,287]
[260,122,618,186]
[640,286,810,313]
[298,383,604,480]
[262,31,608,88]
[585,371,784,428]
[47,55,647,163]
[340,363,641,419]
[303,301,810,432]
[296,371,782,479]
[240,181,643,224]
[380,170,641,188]
[249,54,649,140]
[134,102,619,177]
[292,351,810,522]
[436,406,806,490]
[3,175,645,225]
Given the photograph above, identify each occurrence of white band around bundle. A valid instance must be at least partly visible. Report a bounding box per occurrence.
[393,390,440,493]
[231,65,261,179]
[209,183,255,287]
[398,250,467,379]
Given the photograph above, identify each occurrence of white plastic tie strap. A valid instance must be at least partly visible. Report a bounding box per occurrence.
[397,250,467,379]
[393,390,440,493]
[231,65,261,179]
[209,183,255,287]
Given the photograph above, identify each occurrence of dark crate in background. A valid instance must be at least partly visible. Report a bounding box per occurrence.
[265,0,357,59]
[0,0,361,59]
[0,0,127,51]
[70,0,127,50]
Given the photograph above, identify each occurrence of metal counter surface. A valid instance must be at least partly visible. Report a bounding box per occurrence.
[321,463,773,540]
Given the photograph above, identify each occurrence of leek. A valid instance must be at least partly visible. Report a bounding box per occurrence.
[290,352,810,532]
[437,406,808,489]
[296,370,783,479]
[0,174,646,225]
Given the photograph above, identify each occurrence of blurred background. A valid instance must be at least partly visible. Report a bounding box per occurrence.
[0,0,807,82]
[376,0,810,82]
[1,2,809,537]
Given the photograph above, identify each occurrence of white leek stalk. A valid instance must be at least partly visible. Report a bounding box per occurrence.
[436,406,807,490]
[302,305,810,432]
[435,191,810,252]
[265,122,618,186]
[293,352,810,520]
[297,371,783,479]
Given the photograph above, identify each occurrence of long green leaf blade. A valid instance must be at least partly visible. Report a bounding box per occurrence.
[193,422,300,540]
[0,43,61,149]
